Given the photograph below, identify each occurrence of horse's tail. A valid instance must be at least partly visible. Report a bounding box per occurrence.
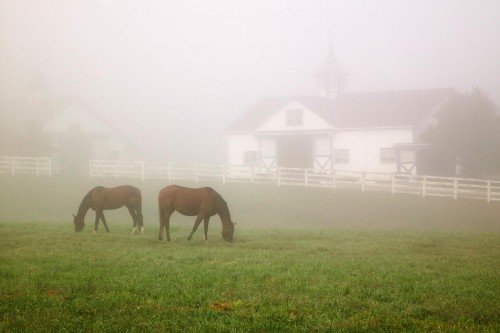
[134,188,143,227]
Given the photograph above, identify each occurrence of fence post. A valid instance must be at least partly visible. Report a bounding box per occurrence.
[48,159,52,177]
[422,176,427,197]
[36,158,40,177]
[222,165,226,184]
[89,160,92,178]
[361,172,366,192]
[11,157,15,176]
[305,169,308,188]
[141,161,145,181]
[277,168,281,186]
[115,161,119,179]
[487,181,491,203]
[391,173,395,194]
[195,164,199,183]
[453,178,458,200]
[251,165,255,183]
[332,170,336,189]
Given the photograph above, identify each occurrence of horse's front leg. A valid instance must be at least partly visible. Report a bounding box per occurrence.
[187,215,204,241]
[100,212,110,233]
[203,217,210,242]
[94,210,100,233]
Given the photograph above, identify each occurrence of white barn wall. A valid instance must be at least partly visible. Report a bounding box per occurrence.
[365,128,413,172]
[332,128,413,173]
[331,130,365,172]
[227,133,258,165]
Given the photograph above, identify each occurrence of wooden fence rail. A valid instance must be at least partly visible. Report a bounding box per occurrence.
[88,159,500,203]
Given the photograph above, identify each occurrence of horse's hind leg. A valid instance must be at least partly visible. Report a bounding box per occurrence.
[100,212,110,233]
[158,208,165,241]
[203,217,210,242]
[136,208,144,235]
[158,208,172,242]
[94,211,101,233]
[165,211,172,242]
[127,206,138,235]
[187,214,204,241]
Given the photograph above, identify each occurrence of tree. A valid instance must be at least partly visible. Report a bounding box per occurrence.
[421,88,500,177]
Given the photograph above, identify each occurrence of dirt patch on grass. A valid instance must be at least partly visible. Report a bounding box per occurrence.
[210,301,231,311]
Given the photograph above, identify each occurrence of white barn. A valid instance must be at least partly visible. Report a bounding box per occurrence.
[42,100,137,160]
[1,96,137,160]
[226,50,455,175]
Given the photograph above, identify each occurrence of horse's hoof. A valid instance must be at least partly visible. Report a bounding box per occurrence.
[140,227,144,235]
[94,230,97,234]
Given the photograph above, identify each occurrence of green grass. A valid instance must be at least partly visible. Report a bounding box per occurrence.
[0,176,499,332]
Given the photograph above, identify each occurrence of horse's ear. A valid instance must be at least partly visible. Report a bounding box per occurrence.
[72,214,76,218]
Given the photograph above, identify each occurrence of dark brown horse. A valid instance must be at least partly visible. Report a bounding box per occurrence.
[72,185,143,234]
[158,185,235,242]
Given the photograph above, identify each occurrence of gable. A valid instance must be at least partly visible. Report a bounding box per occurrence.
[257,101,333,131]
[227,95,337,132]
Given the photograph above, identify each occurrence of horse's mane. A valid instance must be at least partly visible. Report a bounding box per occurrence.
[76,189,93,218]
[215,193,231,224]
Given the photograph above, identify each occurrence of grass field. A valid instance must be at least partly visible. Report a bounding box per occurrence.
[1,176,499,332]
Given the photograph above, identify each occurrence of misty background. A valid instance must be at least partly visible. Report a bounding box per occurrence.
[1,0,499,162]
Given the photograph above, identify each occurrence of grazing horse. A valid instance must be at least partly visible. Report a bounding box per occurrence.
[158,185,235,242]
[72,185,144,234]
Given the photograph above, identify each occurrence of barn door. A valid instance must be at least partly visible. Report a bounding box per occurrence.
[259,138,276,168]
[314,136,332,170]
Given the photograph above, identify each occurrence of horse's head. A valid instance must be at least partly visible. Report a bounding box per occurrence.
[222,222,236,242]
[73,214,85,232]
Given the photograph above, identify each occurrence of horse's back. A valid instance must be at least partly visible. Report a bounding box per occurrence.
[91,185,141,209]
[158,185,219,215]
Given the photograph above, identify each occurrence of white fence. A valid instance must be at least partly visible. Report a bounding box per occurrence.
[1,156,498,202]
[88,159,500,203]
[0,156,54,176]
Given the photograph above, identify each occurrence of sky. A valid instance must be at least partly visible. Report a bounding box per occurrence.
[1,0,499,161]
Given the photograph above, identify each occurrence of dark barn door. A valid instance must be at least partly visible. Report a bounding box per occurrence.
[276,135,313,168]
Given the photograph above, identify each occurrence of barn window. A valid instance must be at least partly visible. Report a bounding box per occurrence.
[399,150,416,163]
[285,109,303,127]
[333,149,349,164]
[380,148,396,163]
[243,151,258,165]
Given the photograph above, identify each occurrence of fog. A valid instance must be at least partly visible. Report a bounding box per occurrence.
[1,0,500,162]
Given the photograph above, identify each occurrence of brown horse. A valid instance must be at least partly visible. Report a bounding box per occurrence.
[72,185,144,234]
[158,185,235,242]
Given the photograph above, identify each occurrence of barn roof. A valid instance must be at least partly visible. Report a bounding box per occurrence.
[226,88,455,132]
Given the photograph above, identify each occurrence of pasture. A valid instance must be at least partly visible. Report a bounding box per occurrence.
[0,176,499,332]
